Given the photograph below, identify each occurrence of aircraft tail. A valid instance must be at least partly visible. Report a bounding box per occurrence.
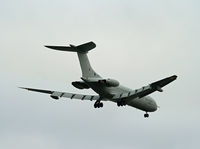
[45,41,96,53]
[45,41,101,79]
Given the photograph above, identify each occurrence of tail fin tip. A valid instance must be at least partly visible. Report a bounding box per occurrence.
[44,41,96,53]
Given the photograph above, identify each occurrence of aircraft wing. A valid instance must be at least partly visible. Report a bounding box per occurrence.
[112,75,177,100]
[20,87,100,101]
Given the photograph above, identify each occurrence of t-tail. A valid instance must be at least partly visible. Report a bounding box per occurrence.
[45,41,101,79]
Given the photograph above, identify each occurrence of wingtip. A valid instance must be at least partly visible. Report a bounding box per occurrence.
[19,87,31,91]
[18,87,27,90]
[44,45,51,48]
[172,75,178,80]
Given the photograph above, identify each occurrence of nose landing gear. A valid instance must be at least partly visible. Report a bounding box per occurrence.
[144,112,149,118]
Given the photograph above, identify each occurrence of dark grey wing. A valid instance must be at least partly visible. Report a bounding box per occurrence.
[138,75,177,98]
[20,87,100,101]
[112,75,177,100]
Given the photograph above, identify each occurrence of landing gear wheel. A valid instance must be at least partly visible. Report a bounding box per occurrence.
[117,101,126,107]
[94,101,103,108]
[94,104,97,108]
[144,113,149,118]
[117,102,120,107]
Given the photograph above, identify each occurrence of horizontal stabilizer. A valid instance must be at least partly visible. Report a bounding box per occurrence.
[45,41,96,53]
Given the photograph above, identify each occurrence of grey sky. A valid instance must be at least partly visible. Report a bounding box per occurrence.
[0,0,200,149]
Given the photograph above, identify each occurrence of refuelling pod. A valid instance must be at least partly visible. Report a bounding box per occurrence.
[50,92,62,100]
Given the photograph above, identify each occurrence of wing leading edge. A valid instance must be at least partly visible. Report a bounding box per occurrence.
[19,87,100,101]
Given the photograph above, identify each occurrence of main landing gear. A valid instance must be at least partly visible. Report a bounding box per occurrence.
[144,112,149,118]
[117,101,126,107]
[94,100,103,108]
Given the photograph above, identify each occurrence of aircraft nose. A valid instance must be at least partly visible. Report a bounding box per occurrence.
[147,97,158,112]
[152,104,158,112]
[151,99,158,112]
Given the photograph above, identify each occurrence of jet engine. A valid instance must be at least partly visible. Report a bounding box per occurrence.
[72,81,90,89]
[98,78,119,87]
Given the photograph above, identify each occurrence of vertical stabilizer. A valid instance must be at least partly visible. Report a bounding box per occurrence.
[45,41,101,79]
[77,52,101,79]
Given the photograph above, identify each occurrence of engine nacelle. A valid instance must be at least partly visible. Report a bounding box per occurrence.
[98,78,119,87]
[72,81,90,89]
